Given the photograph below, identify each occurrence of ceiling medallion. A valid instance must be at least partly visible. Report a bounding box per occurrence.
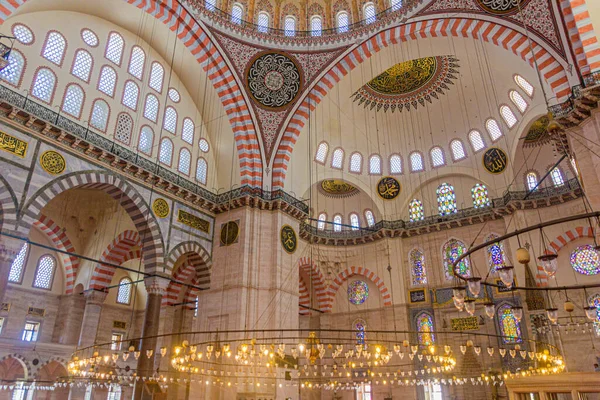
[377,177,401,200]
[246,51,303,110]
[475,0,532,15]
[318,179,359,198]
[351,56,459,113]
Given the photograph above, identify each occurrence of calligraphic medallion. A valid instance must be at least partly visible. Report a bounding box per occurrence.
[482,147,508,175]
[475,0,531,15]
[377,177,401,200]
[319,179,359,198]
[40,150,66,175]
[280,225,297,254]
[0,131,28,158]
[220,221,240,246]
[152,198,170,218]
[246,52,302,110]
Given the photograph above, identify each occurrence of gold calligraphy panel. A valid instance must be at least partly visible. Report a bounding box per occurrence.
[482,147,508,175]
[280,225,297,254]
[177,210,210,233]
[377,177,401,200]
[0,131,28,158]
[319,179,358,197]
[152,198,170,218]
[450,316,479,331]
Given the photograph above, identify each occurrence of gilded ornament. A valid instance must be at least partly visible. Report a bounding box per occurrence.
[246,52,302,109]
[475,0,531,15]
[152,198,170,218]
[450,316,479,331]
[177,210,210,233]
[319,179,359,197]
[220,221,240,246]
[280,225,297,254]
[376,177,401,200]
[482,147,508,175]
[0,131,28,158]
[40,150,66,175]
[523,115,551,147]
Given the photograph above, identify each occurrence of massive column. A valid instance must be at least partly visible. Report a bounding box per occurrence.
[0,237,22,306]
[78,290,108,347]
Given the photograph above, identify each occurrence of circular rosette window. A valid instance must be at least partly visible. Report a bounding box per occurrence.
[246,52,302,109]
[570,245,600,276]
[348,280,369,305]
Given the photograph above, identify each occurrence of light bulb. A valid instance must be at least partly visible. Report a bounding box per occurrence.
[538,254,558,277]
[546,308,558,323]
[484,302,495,319]
[467,278,482,297]
[464,299,476,316]
[512,306,524,322]
[497,266,514,288]
[584,306,597,321]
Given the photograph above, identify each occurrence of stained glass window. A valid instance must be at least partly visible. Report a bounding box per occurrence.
[337,11,349,33]
[369,155,382,174]
[128,46,146,79]
[90,99,109,131]
[410,248,427,286]
[62,84,84,118]
[143,94,159,122]
[138,126,154,155]
[9,243,28,283]
[390,154,402,174]
[333,215,342,232]
[0,50,25,86]
[436,183,457,216]
[354,319,366,345]
[486,119,503,141]
[417,312,434,346]
[450,140,466,161]
[570,245,600,275]
[348,280,369,305]
[257,12,270,33]
[430,147,445,167]
[510,90,528,113]
[551,168,564,187]
[284,16,296,37]
[311,16,322,36]
[149,62,164,93]
[31,68,56,103]
[363,2,376,24]
[486,234,506,272]
[317,213,327,230]
[12,24,34,45]
[409,199,424,222]
[159,138,173,165]
[117,277,132,304]
[350,152,362,173]
[105,32,124,65]
[231,3,243,24]
[178,148,191,175]
[42,32,66,65]
[315,142,328,163]
[199,139,210,153]
[182,118,195,144]
[514,75,534,97]
[588,294,600,334]
[71,49,93,82]
[122,81,139,110]
[500,105,518,128]
[350,213,360,230]
[469,130,485,152]
[196,158,208,185]
[471,184,491,208]
[443,239,470,280]
[498,304,522,344]
[365,210,375,227]
[33,255,56,289]
[526,172,538,191]
[410,152,424,172]
[331,148,344,169]
[114,113,133,145]
[98,65,117,97]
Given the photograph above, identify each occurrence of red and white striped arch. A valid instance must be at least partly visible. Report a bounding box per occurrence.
[560,0,591,75]
[299,277,310,315]
[0,0,263,187]
[33,215,79,294]
[298,257,327,311]
[272,17,572,189]
[544,226,595,254]
[163,262,195,306]
[323,266,392,312]
[90,230,142,291]
[561,0,600,73]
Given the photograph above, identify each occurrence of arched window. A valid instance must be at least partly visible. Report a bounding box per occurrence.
[430,146,445,167]
[443,238,470,280]
[417,312,435,345]
[471,183,490,208]
[514,74,534,97]
[128,46,146,79]
[363,2,376,24]
[364,210,375,227]
[163,106,178,134]
[105,32,124,66]
[486,234,506,272]
[33,255,56,289]
[588,294,600,332]
[81,29,98,47]
[317,213,327,230]
[199,139,210,153]
[526,171,538,191]
[354,319,367,346]
[159,138,173,166]
[333,215,342,232]
[98,65,117,97]
[90,99,110,132]
[331,148,344,169]
[349,213,360,230]
[205,0,217,11]
[510,90,528,113]
[315,141,329,164]
[194,296,199,317]
[42,31,66,66]
[450,140,466,161]
[257,12,270,33]
[486,119,503,141]
[196,158,208,184]
[231,3,243,24]
[107,385,122,400]
[8,243,28,283]
[391,0,402,11]
[138,126,154,155]
[114,113,133,145]
[409,199,424,222]
[436,183,456,216]
[116,277,132,304]
[550,167,564,186]
[0,50,25,87]
[500,105,518,128]
[31,67,56,103]
[143,94,159,122]
[389,154,402,174]
[409,248,427,286]
[62,84,85,118]
[182,118,195,144]
[311,16,322,36]
[409,152,424,172]
[71,49,93,82]
[12,24,34,45]
[149,62,165,93]
[122,80,139,110]
[337,11,349,33]
[369,154,381,174]
[468,130,485,152]
[178,148,191,175]
[498,304,522,344]
[349,152,362,173]
[284,16,296,37]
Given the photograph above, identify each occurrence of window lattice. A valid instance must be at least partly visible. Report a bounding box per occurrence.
[369,155,381,174]
[498,304,522,344]
[409,199,424,222]
[178,148,191,175]
[12,24,33,44]
[350,153,362,173]
[205,0,217,11]
[62,84,84,118]
[117,278,132,304]
[257,12,270,33]
[182,118,195,144]
[514,75,534,97]
[469,130,485,152]
[105,32,124,65]
[500,105,518,128]
[128,46,146,79]
[417,313,434,345]
[551,168,564,187]
[333,215,342,232]
[390,154,402,174]
[450,140,466,161]
[168,88,180,102]
[199,138,210,153]
[138,126,154,154]
[364,3,376,24]
[350,213,360,230]
[163,107,177,133]
[31,68,56,103]
[486,119,503,141]
[331,148,344,169]
[315,142,328,163]
[98,65,117,97]
[410,152,423,172]
[526,172,538,191]
[0,51,25,86]
[317,213,326,230]
[143,94,159,122]
[81,29,99,47]
[471,183,491,208]
[510,90,528,113]
[149,62,164,92]
[337,12,349,33]
[430,147,445,167]
[115,113,133,144]
[42,32,66,65]
[391,0,403,11]
[311,16,322,36]
[8,243,28,283]
[284,16,296,37]
[122,81,139,110]
[71,50,93,82]
[365,210,375,227]
[90,99,109,131]
[437,183,457,216]
[159,139,173,165]
[196,158,208,184]
[486,234,507,272]
[33,255,55,289]
[231,3,243,24]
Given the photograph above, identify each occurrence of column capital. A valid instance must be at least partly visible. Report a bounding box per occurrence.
[144,274,170,296]
[83,289,108,305]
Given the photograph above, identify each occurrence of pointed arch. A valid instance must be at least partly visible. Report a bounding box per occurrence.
[166,241,212,290]
[90,230,142,291]
[298,256,327,311]
[544,226,595,255]
[323,266,392,312]
[299,277,311,315]
[163,262,196,306]
[0,175,18,233]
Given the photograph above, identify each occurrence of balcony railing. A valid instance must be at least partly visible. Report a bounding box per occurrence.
[549,70,600,119]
